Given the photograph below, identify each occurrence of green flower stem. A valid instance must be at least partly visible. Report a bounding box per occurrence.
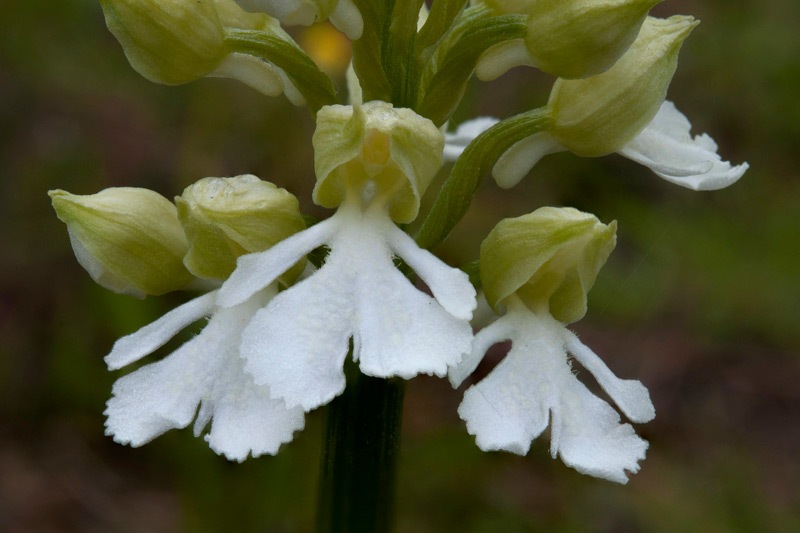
[415,107,553,250]
[223,28,337,114]
[417,12,527,126]
[316,359,405,533]
[416,0,469,55]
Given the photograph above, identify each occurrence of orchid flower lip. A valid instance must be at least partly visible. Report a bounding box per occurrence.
[104,286,306,461]
[218,190,475,412]
[452,296,652,483]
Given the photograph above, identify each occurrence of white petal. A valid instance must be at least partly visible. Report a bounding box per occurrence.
[240,252,355,411]
[619,101,748,191]
[329,0,363,40]
[105,291,218,370]
[448,315,513,388]
[217,217,337,308]
[385,222,476,321]
[492,132,565,189]
[457,327,558,455]
[354,237,473,379]
[550,375,649,484]
[443,117,499,162]
[565,331,655,424]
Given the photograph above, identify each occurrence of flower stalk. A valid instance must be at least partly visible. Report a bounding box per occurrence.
[316,359,405,533]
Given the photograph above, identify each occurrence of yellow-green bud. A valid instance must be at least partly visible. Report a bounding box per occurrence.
[49,188,193,298]
[100,0,227,85]
[547,15,698,157]
[176,175,306,281]
[480,207,616,323]
[312,101,444,223]
[526,0,662,79]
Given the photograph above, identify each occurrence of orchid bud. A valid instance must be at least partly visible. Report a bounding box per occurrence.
[176,175,306,281]
[480,207,616,323]
[548,15,698,157]
[49,188,193,298]
[100,0,227,85]
[525,0,662,79]
[312,101,444,223]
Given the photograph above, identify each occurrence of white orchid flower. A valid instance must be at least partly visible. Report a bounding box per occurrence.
[451,207,655,483]
[450,297,654,483]
[217,102,477,412]
[445,101,748,191]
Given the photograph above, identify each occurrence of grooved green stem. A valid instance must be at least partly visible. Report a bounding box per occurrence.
[316,360,405,533]
[415,107,553,250]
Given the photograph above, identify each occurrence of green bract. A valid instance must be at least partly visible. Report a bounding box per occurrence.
[176,175,306,281]
[100,0,227,85]
[312,101,444,223]
[49,188,193,298]
[480,207,616,323]
[482,0,535,15]
[548,15,697,157]
[526,0,662,79]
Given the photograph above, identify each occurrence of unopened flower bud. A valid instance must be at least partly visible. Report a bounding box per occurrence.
[49,188,193,298]
[176,175,306,281]
[548,15,698,157]
[313,101,443,223]
[100,0,227,85]
[480,207,616,323]
[525,0,662,79]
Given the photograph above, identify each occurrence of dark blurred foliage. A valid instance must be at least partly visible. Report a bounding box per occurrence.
[1,1,798,532]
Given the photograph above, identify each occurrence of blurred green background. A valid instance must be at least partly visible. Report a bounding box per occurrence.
[1,1,798,531]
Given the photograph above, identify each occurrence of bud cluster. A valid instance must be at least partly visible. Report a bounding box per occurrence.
[51,176,304,296]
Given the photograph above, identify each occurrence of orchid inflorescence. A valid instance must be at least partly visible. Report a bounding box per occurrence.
[50,0,746,484]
